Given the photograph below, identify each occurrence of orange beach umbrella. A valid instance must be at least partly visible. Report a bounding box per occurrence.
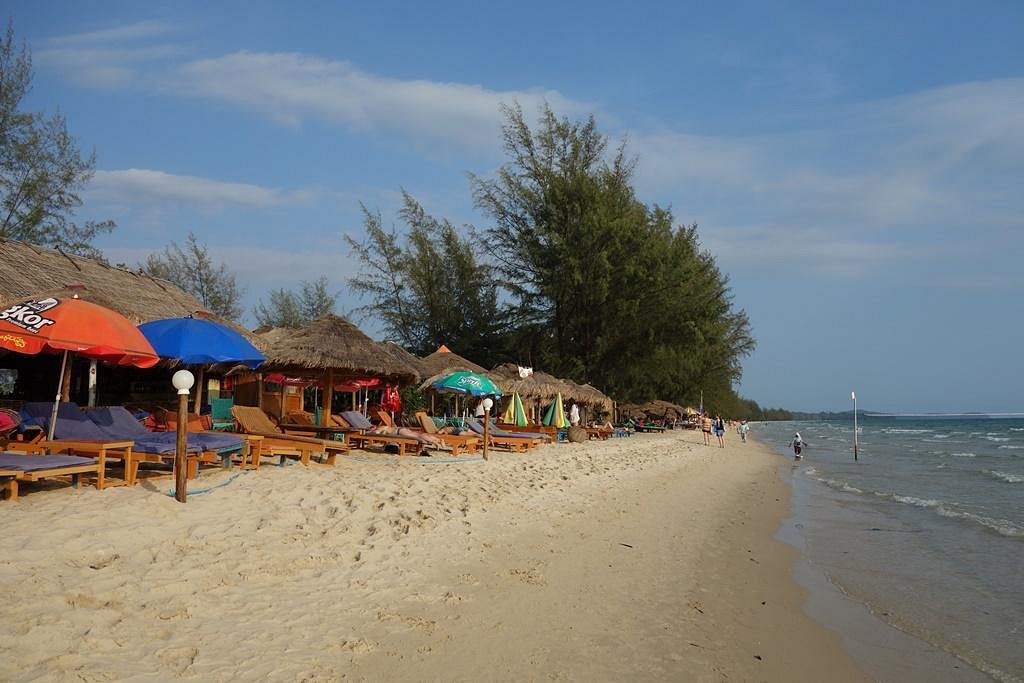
[0,294,159,438]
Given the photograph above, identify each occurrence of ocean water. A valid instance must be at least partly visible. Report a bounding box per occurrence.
[753,417,1024,682]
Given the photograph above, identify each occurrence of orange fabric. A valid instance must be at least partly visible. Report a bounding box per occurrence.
[0,296,159,367]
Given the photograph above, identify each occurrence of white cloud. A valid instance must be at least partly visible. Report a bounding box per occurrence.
[168,51,588,151]
[38,21,180,88]
[91,169,315,208]
[46,20,174,46]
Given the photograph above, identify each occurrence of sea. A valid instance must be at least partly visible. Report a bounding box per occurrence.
[753,416,1024,683]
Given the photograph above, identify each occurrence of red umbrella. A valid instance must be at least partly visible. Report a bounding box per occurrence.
[0,294,159,438]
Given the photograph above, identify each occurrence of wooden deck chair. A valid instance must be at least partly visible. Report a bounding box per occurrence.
[335,410,428,457]
[0,451,106,500]
[464,418,536,453]
[414,412,481,456]
[231,405,347,466]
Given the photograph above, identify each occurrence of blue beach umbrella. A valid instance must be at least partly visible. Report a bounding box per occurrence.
[138,316,265,368]
[431,371,502,398]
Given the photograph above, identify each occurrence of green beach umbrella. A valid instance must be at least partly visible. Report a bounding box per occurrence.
[542,392,569,428]
[501,391,528,427]
[431,370,503,398]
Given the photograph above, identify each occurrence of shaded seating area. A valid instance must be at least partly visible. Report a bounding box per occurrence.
[20,402,248,485]
[85,406,248,481]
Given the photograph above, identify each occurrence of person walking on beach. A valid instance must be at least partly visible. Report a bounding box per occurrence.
[790,432,806,459]
[714,415,726,447]
[738,420,749,443]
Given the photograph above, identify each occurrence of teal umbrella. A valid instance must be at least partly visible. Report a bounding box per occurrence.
[431,371,503,398]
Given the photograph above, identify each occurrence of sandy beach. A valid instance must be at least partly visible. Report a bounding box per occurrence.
[0,429,867,681]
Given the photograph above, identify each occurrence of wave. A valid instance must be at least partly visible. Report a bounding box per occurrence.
[987,470,1024,484]
[873,492,1024,538]
[997,445,1023,450]
[986,436,1010,442]
[882,428,934,434]
[951,452,977,458]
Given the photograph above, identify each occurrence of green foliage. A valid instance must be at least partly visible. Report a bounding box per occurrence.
[470,104,755,404]
[346,191,504,358]
[397,385,427,422]
[140,232,244,321]
[254,276,337,329]
[0,21,114,260]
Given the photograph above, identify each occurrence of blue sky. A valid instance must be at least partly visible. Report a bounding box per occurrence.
[8,1,1024,413]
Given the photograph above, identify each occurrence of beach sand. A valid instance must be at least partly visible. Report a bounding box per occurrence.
[0,429,867,681]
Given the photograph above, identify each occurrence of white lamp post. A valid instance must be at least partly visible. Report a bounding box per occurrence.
[482,397,494,461]
[172,370,195,503]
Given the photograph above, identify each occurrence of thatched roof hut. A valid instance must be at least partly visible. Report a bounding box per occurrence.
[417,346,493,391]
[489,363,575,402]
[258,315,420,384]
[640,399,688,419]
[0,240,210,325]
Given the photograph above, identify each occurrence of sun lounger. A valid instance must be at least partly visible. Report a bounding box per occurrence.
[413,411,481,456]
[86,406,247,482]
[0,452,105,500]
[20,402,137,485]
[465,418,538,453]
[231,405,347,466]
[335,410,427,456]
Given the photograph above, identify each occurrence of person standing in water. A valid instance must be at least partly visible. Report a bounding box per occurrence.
[790,432,806,459]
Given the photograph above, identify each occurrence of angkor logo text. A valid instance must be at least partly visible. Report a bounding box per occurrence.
[0,298,60,334]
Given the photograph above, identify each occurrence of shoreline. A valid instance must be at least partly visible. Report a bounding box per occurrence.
[2,428,865,680]
[769,436,999,683]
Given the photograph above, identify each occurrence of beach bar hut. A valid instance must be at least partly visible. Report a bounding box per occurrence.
[257,315,420,426]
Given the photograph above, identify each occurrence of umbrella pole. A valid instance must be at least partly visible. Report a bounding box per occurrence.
[193,367,204,415]
[87,359,98,408]
[48,350,70,442]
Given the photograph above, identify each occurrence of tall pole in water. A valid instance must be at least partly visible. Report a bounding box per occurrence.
[852,390,859,461]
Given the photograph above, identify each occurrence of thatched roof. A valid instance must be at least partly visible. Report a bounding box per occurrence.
[379,341,424,375]
[419,347,487,376]
[640,399,688,418]
[417,346,494,391]
[489,363,577,402]
[0,240,209,325]
[258,315,420,384]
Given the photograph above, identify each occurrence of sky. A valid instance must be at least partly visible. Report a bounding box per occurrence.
[7,1,1024,413]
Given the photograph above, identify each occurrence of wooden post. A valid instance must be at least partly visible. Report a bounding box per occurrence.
[193,367,204,415]
[322,368,334,426]
[483,405,491,461]
[175,387,189,503]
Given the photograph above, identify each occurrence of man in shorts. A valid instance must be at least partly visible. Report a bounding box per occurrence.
[701,414,713,446]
